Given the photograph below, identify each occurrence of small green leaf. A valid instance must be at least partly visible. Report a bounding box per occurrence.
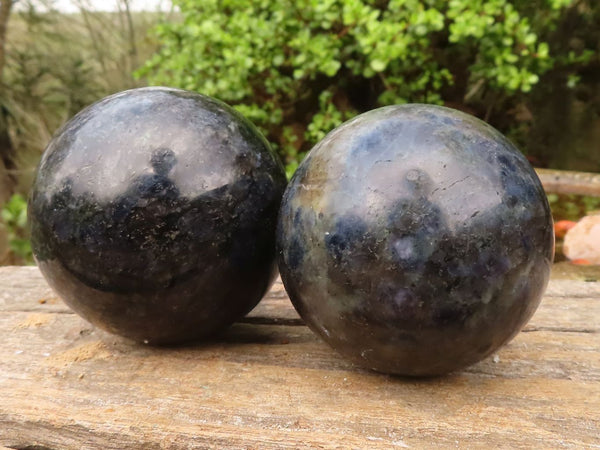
[370,59,387,72]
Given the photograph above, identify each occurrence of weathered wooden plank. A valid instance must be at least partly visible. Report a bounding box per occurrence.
[2,266,600,328]
[1,266,599,449]
[0,266,300,323]
[536,168,600,197]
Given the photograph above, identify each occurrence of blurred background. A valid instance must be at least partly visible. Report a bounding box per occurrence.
[0,0,598,265]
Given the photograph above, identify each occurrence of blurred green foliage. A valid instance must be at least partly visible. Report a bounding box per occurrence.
[1,193,33,264]
[0,1,597,265]
[547,193,600,222]
[138,0,595,171]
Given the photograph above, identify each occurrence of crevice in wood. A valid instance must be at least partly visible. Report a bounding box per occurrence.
[522,326,599,333]
[2,309,74,314]
[264,291,289,300]
[7,446,56,450]
[461,367,599,381]
[239,317,305,326]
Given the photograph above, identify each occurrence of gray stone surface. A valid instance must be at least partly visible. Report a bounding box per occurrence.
[28,87,287,344]
[277,104,554,376]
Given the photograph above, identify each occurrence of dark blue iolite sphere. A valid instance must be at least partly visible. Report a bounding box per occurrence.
[277,104,554,376]
[29,87,287,344]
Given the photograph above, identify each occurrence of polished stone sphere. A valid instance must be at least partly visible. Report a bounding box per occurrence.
[277,104,554,376]
[29,87,287,344]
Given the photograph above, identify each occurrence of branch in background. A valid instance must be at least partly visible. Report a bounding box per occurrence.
[0,0,16,202]
[0,0,13,79]
[122,0,137,71]
[75,0,108,80]
[116,0,138,84]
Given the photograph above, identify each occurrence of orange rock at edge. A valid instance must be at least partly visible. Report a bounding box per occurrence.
[554,220,577,239]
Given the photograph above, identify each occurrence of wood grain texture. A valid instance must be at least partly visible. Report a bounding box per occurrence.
[1,266,599,449]
[536,168,600,197]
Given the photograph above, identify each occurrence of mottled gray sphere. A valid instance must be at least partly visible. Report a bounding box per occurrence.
[30,87,287,344]
[277,104,554,376]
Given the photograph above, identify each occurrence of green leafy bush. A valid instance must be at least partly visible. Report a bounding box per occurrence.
[139,0,592,172]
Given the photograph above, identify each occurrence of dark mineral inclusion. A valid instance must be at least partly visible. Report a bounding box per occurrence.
[277,104,554,376]
[29,87,287,344]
